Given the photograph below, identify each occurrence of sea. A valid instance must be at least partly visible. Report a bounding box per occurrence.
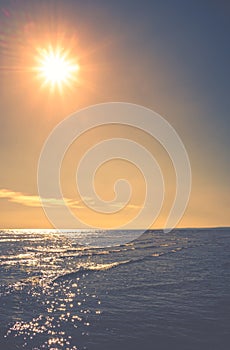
[0,228,229,350]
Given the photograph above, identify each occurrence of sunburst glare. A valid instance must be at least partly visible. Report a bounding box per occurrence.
[35,45,80,92]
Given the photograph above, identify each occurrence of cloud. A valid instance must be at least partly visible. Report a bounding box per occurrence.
[0,189,142,212]
[108,201,141,210]
[80,199,142,211]
[0,189,83,209]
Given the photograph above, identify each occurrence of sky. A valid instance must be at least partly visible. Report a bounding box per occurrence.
[0,0,229,229]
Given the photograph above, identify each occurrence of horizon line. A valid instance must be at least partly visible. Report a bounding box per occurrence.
[0,226,229,231]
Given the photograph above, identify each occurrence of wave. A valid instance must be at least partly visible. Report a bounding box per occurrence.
[53,249,187,282]
[0,246,189,293]
[53,258,146,282]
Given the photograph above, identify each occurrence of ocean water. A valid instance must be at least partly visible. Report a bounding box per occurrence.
[0,228,229,350]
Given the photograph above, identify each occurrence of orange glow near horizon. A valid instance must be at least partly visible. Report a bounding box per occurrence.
[35,45,80,92]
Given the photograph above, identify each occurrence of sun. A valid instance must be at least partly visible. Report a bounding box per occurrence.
[36,45,79,92]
